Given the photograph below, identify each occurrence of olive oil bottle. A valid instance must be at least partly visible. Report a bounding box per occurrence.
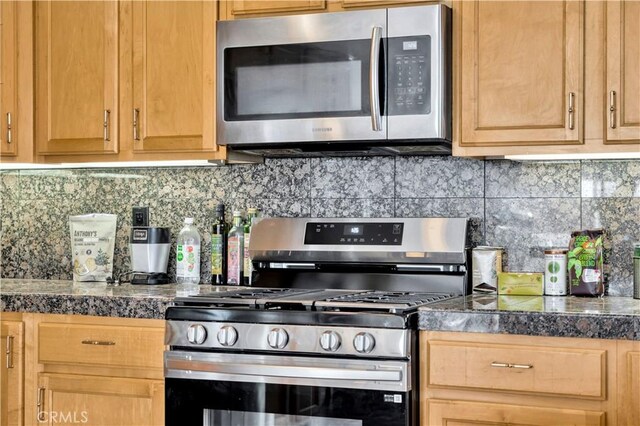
[210,204,227,285]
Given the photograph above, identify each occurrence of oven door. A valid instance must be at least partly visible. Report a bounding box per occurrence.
[165,351,415,426]
[216,9,387,146]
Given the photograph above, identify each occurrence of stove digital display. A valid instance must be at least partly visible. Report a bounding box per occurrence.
[304,222,404,245]
[344,225,363,236]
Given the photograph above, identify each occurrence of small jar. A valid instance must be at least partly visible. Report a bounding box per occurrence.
[544,248,568,296]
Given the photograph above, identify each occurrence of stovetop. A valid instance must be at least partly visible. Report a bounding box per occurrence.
[174,288,453,314]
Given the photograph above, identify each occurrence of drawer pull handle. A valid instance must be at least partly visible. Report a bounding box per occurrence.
[81,340,116,346]
[491,361,533,369]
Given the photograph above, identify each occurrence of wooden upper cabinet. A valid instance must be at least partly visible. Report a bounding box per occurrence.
[341,0,427,9]
[606,0,640,144]
[0,1,18,157]
[130,1,216,154]
[459,1,584,147]
[35,1,119,156]
[224,1,326,18]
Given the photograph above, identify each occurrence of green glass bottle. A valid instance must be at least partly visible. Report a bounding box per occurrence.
[210,204,227,285]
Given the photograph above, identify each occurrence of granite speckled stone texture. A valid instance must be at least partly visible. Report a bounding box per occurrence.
[418,294,640,340]
[2,158,640,296]
[0,279,239,319]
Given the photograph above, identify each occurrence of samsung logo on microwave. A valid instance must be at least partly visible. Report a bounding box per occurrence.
[312,127,333,133]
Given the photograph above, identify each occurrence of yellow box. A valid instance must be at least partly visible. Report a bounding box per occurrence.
[497,272,544,295]
[497,295,544,312]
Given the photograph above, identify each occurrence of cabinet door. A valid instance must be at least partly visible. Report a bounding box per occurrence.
[425,399,605,426]
[35,1,118,156]
[1,321,24,426]
[225,1,326,18]
[0,0,17,157]
[130,1,217,154]
[37,374,163,426]
[606,0,640,144]
[618,343,640,426]
[460,1,584,147]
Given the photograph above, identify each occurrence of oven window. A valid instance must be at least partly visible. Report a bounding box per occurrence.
[204,410,361,426]
[166,379,411,426]
[224,40,384,121]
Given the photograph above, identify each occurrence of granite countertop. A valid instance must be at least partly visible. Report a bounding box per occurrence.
[418,294,640,341]
[0,279,241,320]
[4,280,640,340]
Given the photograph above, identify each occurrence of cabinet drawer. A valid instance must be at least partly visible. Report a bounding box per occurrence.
[38,322,164,370]
[427,340,607,399]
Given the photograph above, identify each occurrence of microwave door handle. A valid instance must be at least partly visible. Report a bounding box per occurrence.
[369,26,383,132]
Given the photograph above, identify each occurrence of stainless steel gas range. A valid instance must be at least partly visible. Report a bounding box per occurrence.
[164,218,470,426]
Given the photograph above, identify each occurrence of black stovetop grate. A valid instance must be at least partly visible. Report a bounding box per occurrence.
[321,291,452,306]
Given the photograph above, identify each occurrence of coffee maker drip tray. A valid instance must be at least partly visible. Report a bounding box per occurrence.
[131,272,170,285]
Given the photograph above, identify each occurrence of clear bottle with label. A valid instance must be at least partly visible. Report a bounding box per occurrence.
[176,218,201,284]
[211,204,227,285]
[227,210,244,285]
[243,208,261,285]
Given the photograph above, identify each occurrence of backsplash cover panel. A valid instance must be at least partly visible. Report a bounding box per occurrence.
[1,157,639,296]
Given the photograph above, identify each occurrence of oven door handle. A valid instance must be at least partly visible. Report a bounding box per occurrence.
[166,357,402,382]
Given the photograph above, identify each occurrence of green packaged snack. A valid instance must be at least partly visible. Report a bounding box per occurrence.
[568,229,605,296]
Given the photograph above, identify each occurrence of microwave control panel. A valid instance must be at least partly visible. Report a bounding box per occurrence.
[388,36,431,116]
[304,222,404,245]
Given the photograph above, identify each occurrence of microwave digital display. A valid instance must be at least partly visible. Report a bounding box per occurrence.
[403,41,418,51]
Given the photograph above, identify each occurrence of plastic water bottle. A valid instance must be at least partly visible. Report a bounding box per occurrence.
[176,218,201,284]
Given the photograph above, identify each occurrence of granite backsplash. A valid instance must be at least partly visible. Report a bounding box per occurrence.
[1,157,639,296]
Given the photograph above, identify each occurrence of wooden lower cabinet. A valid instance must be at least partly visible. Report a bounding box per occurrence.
[426,399,605,426]
[36,374,163,426]
[1,315,25,426]
[2,313,165,426]
[421,331,621,426]
[617,341,640,426]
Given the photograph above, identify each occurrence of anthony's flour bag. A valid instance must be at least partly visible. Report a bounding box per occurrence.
[69,214,117,281]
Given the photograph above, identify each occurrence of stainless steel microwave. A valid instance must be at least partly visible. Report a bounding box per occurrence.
[216,5,451,157]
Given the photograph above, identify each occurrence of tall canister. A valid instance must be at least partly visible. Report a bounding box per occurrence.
[634,243,640,299]
[544,248,568,296]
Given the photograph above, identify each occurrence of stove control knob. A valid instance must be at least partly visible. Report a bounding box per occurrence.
[353,332,375,354]
[187,324,207,345]
[217,325,238,347]
[320,331,341,352]
[267,328,289,349]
